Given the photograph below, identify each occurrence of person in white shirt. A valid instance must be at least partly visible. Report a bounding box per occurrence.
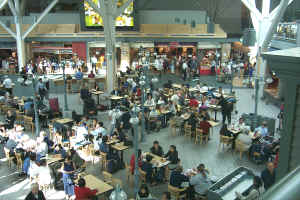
[3,75,12,95]
[144,95,156,107]
[171,93,179,105]
[91,56,98,73]
[36,137,48,160]
[37,158,52,187]
[157,96,165,105]
[233,118,247,133]
[108,108,122,136]
[182,61,188,81]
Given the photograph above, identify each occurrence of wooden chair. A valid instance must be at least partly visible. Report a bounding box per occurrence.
[15,153,23,170]
[219,135,234,151]
[15,110,24,124]
[169,118,177,137]
[168,184,187,200]
[195,128,208,144]
[125,163,133,186]
[235,140,248,159]
[102,171,113,184]
[4,147,13,168]
[100,152,108,170]
[138,168,147,183]
[24,116,34,133]
[1,105,9,114]
[184,123,192,139]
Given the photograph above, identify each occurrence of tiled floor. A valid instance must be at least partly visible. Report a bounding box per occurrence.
[0,73,280,200]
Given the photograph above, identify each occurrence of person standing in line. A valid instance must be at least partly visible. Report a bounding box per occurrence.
[182,60,188,81]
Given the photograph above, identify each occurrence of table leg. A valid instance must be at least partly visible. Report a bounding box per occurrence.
[97,94,100,105]
[214,110,218,122]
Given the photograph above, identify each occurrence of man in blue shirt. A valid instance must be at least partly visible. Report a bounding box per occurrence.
[170,166,189,188]
[255,121,269,137]
[75,68,84,89]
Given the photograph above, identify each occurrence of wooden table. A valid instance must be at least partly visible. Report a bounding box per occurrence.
[145,152,170,168]
[84,174,113,196]
[172,84,182,89]
[111,143,129,164]
[90,90,104,104]
[55,118,74,124]
[110,95,124,100]
[106,137,119,145]
[207,104,221,122]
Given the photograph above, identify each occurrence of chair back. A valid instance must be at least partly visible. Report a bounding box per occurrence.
[24,116,33,124]
[100,152,107,161]
[235,140,246,151]
[112,178,123,188]
[4,147,10,159]
[220,135,233,144]
[196,128,203,135]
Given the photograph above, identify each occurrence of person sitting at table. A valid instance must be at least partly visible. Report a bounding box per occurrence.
[136,184,153,200]
[164,145,180,170]
[113,127,127,143]
[235,176,264,200]
[233,117,247,133]
[157,96,165,105]
[69,148,86,170]
[111,87,121,96]
[164,80,173,89]
[141,154,155,185]
[130,149,142,175]
[150,141,164,157]
[190,163,212,197]
[188,111,198,133]
[54,144,67,158]
[5,109,16,130]
[93,134,102,154]
[170,92,179,106]
[189,96,199,108]
[199,109,210,120]
[199,117,212,136]
[25,104,35,117]
[255,121,269,138]
[36,137,48,161]
[75,178,98,200]
[219,124,234,137]
[236,130,252,151]
[149,107,161,132]
[170,165,189,188]
[88,70,95,78]
[144,94,156,107]
[199,96,209,109]
[25,183,46,200]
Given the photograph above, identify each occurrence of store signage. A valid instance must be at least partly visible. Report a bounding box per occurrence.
[155,42,197,47]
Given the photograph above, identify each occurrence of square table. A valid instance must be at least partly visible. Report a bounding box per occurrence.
[111,143,129,164]
[145,152,170,168]
[55,118,74,124]
[90,90,104,105]
[84,174,113,196]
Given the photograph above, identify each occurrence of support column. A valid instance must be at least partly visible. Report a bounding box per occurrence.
[262,47,300,181]
[296,21,300,47]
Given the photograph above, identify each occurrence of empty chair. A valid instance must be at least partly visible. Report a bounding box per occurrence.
[219,135,234,151]
[24,116,34,133]
[184,123,192,139]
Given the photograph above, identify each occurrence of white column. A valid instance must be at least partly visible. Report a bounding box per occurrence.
[14,0,25,71]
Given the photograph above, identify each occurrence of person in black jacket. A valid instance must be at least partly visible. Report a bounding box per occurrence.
[218,95,233,124]
[150,141,164,157]
[261,162,276,190]
[170,165,189,188]
[5,110,15,130]
[25,183,46,200]
[165,145,180,170]
[141,155,154,184]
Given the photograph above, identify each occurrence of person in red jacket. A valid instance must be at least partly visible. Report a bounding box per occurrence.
[130,149,142,174]
[189,96,199,108]
[75,178,98,200]
[199,117,212,135]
